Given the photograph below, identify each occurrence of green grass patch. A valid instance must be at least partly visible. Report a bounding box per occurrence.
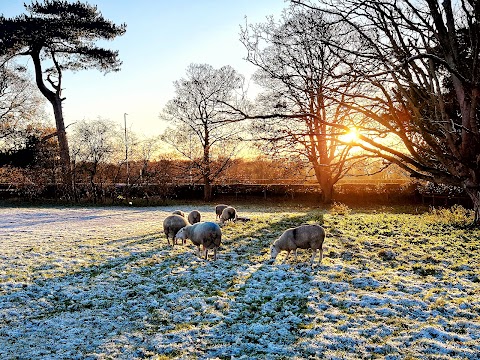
[1,205,479,359]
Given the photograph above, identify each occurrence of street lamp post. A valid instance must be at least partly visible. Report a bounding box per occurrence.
[124,113,129,187]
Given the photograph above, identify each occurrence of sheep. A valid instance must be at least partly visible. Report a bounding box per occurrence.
[270,224,325,266]
[215,204,229,219]
[163,214,188,246]
[172,210,185,217]
[175,222,222,261]
[188,210,201,224]
[220,206,237,224]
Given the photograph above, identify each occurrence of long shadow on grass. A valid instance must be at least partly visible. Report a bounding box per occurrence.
[0,211,325,359]
[0,227,181,358]
[148,212,327,359]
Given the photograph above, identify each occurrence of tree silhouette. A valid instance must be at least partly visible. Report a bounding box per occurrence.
[161,63,246,201]
[293,0,480,224]
[241,5,364,203]
[0,0,126,192]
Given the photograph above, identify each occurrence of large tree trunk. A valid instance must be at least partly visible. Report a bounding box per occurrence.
[313,162,335,204]
[321,182,334,204]
[51,97,72,189]
[319,176,334,204]
[203,175,212,202]
[465,188,480,225]
[31,48,72,194]
[203,130,212,202]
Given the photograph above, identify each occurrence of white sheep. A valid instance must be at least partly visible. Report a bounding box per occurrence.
[270,224,325,266]
[172,210,185,217]
[188,210,201,224]
[175,221,222,261]
[215,204,228,219]
[163,214,188,246]
[220,206,237,224]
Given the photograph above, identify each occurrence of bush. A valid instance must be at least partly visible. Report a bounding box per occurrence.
[425,205,474,227]
[329,202,352,216]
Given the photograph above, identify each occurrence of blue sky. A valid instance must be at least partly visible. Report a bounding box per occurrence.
[1,0,287,136]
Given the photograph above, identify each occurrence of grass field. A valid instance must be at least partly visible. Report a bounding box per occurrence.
[0,204,479,359]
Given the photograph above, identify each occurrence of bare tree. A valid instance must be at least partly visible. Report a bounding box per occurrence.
[240,5,366,202]
[160,63,246,201]
[70,118,117,203]
[292,0,480,223]
[0,61,47,150]
[0,1,126,191]
[117,132,163,186]
[133,136,162,184]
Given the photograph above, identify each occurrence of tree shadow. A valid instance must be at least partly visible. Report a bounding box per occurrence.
[147,212,328,358]
[0,211,328,359]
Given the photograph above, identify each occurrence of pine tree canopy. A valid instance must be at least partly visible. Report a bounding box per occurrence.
[0,0,126,72]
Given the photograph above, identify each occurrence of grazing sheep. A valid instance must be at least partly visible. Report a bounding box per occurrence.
[172,210,185,217]
[175,222,222,260]
[270,224,325,266]
[188,210,201,224]
[215,204,229,219]
[163,214,188,246]
[220,206,237,224]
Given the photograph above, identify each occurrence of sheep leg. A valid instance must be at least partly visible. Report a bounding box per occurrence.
[196,245,201,257]
[294,249,298,262]
[282,251,291,263]
[204,247,209,260]
[213,247,217,261]
[165,232,171,246]
[311,248,324,266]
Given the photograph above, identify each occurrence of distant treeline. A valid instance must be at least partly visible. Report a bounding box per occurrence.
[0,154,472,207]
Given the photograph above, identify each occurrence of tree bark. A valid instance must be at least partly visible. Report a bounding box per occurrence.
[203,175,212,202]
[30,48,72,192]
[321,183,334,204]
[312,153,335,204]
[203,128,213,202]
[317,170,334,204]
[465,188,480,225]
[51,96,72,189]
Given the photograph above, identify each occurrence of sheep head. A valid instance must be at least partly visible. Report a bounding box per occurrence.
[270,244,280,260]
[175,227,188,245]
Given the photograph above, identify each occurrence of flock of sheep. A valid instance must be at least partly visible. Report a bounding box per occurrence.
[162,204,325,265]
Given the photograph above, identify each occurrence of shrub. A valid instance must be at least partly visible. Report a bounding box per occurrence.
[425,205,474,227]
[330,202,352,216]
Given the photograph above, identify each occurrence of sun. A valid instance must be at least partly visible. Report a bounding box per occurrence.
[341,127,359,143]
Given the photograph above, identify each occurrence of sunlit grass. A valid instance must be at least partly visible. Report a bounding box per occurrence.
[0,205,479,359]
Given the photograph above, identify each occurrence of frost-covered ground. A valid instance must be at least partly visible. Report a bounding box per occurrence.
[0,205,479,359]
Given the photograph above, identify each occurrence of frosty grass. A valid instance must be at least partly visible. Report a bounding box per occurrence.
[0,205,479,359]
